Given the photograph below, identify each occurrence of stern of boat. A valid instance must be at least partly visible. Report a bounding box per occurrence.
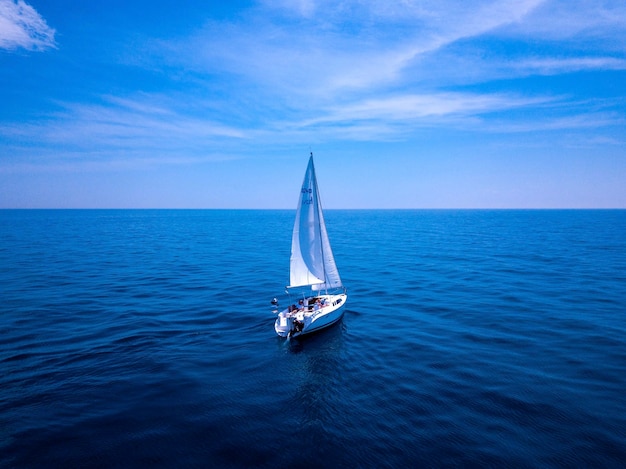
[274,311,291,337]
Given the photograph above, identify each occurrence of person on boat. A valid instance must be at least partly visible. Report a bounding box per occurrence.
[297,299,305,311]
[293,308,305,332]
[313,299,321,311]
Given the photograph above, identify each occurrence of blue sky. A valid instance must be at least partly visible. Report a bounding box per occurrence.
[1,0,625,208]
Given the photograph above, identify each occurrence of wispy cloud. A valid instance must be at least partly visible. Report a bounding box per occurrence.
[3,0,626,173]
[167,0,547,100]
[515,56,626,75]
[484,112,626,134]
[137,0,625,142]
[505,0,626,40]
[0,93,249,172]
[146,0,626,127]
[0,0,56,51]
[316,93,549,123]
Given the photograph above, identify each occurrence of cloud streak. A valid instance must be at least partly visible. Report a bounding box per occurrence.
[0,0,56,51]
[167,0,547,99]
[2,0,626,177]
[316,93,549,123]
[0,93,250,173]
[148,0,626,128]
[515,57,626,75]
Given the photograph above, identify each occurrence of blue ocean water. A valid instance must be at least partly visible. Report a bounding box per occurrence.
[1,209,625,468]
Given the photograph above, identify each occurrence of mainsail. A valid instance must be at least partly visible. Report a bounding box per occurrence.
[288,155,342,291]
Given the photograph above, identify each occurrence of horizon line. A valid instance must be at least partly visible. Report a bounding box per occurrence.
[1,207,624,211]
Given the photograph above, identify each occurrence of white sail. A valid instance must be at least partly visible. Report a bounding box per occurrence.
[288,155,342,291]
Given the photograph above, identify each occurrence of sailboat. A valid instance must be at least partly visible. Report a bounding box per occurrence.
[273,153,347,338]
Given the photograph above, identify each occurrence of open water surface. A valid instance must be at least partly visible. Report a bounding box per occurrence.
[1,209,625,467]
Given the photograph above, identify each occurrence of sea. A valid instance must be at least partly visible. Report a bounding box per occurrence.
[1,209,625,468]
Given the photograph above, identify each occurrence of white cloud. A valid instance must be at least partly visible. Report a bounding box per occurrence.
[0,0,56,51]
[3,0,626,175]
[479,112,626,137]
[315,93,548,123]
[156,0,550,101]
[516,57,626,75]
[175,0,626,103]
[505,0,626,40]
[0,93,249,167]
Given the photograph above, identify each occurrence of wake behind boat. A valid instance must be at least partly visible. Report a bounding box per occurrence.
[273,153,347,338]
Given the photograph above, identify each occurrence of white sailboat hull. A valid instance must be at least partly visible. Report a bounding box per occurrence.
[274,293,347,338]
